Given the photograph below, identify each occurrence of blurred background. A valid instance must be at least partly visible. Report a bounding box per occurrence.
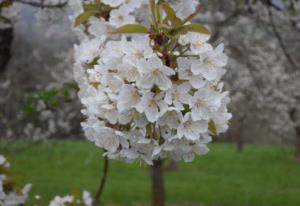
[1,0,300,206]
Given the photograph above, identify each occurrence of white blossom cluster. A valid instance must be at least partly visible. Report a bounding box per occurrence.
[0,0,21,29]
[0,154,31,206]
[49,191,92,206]
[72,0,231,165]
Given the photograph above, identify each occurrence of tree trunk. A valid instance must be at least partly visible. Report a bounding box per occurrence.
[295,131,300,162]
[0,27,13,74]
[151,159,165,206]
[236,116,245,153]
[236,134,244,153]
[289,108,300,162]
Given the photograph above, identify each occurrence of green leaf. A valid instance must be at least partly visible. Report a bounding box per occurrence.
[75,11,96,26]
[0,1,13,8]
[289,2,298,16]
[171,23,210,36]
[84,56,100,69]
[83,2,111,13]
[208,120,218,136]
[112,24,149,34]
[146,123,152,138]
[160,2,182,27]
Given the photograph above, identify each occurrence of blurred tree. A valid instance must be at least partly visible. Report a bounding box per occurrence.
[0,27,12,73]
[0,0,68,73]
[202,0,300,158]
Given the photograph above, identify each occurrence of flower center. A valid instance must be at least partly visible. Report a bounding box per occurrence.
[152,68,161,77]
[174,90,181,100]
[204,58,214,68]
[148,99,157,108]
[132,50,144,58]
[195,99,205,108]
[185,121,193,129]
[131,92,140,102]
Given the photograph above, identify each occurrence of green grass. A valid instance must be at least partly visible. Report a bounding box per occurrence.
[1,140,300,206]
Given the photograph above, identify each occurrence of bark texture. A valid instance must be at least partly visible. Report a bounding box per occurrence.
[151,159,165,206]
[289,108,300,162]
[0,28,13,74]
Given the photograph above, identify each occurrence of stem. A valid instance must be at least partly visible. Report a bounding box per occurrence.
[182,4,204,25]
[151,159,165,206]
[93,156,109,206]
[149,0,158,31]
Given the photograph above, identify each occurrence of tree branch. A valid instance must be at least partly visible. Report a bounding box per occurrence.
[13,0,68,8]
[267,6,299,71]
[93,156,109,206]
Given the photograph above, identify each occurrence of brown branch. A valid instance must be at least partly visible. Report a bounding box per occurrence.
[13,0,68,8]
[93,156,109,206]
[267,6,299,71]
[182,4,204,25]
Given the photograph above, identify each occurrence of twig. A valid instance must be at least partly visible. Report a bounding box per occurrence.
[13,0,68,8]
[182,4,204,25]
[267,6,299,71]
[93,156,109,206]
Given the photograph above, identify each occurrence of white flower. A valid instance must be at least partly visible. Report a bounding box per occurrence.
[88,17,113,38]
[109,7,135,27]
[179,32,212,54]
[101,103,119,124]
[189,88,222,121]
[138,57,175,90]
[83,191,93,206]
[74,38,104,64]
[173,0,199,19]
[177,57,206,89]
[136,92,168,122]
[212,112,232,134]
[123,35,154,64]
[48,191,92,206]
[158,108,182,129]
[177,113,208,140]
[102,0,124,7]
[101,74,124,94]
[80,86,108,117]
[191,44,227,81]
[165,83,192,110]
[0,155,31,206]
[117,84,141,111]
[94,127,120,153]
[118,62,140,82]
[0,155,6,165]
[68,0,83,16]
[118,109,147,126]
[121,0,147,12]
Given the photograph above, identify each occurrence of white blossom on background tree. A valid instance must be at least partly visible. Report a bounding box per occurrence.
[49,191,92,206]
[0,154,31,206]
[0,0,84,140]
[197,0,300,156]
[70,0,231,205]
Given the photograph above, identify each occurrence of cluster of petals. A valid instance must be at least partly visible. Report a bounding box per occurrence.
[49,191,92,206]
[0,154,31,206]
[71,0,231,165]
